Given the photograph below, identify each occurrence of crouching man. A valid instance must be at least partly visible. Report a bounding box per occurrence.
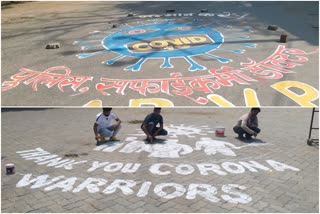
[141,107,168,143]
[233,108,261,140]
[94,107,121,144]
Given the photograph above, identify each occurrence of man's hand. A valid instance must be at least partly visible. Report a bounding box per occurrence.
[148,134,154,142]
[253,132,258,137]
[95,135,100,141]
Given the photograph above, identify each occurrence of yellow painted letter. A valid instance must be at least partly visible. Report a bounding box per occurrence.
[207,94,235,107]
[129,98,174,107]
[244,88,260,107]
[271,81,319,107]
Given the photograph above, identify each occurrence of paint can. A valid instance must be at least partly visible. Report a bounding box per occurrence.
[215,126,225,137]
[6,163,15,175]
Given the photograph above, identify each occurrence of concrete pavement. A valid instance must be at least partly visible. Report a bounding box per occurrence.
[1,108,318,212]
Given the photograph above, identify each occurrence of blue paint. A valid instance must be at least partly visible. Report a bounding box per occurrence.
[75,19,256,71]
[102,22,223,71]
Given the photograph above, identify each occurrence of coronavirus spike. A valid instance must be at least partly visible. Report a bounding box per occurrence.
[73,40,101,45]
[81,44,103,50]
[76,50,109,59]
[217,48,246,54]
[103,55,126,65]
[204,53,231,63]
[184,56,206,71]
[124,58,147,72]
[160,57,174,68]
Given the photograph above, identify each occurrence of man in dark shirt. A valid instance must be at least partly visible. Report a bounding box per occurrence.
[141,107,168,143]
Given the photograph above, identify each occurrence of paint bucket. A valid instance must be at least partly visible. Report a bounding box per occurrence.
[215,126,225,137]
[6,163,15,175]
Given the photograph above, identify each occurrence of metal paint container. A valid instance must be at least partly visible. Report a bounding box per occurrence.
[215,126,225,137]
[6,163,15,175]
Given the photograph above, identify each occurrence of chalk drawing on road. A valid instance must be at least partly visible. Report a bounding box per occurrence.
[93,126,267,158]
[195,138,262,156]
[74,19,256,71]
[130,124,215,138]
[119,137,193,158]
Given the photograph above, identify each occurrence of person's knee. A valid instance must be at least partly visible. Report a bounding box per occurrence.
[255,128,261,134]
[233,126,240,134]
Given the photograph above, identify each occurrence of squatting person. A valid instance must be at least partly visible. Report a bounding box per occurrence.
[94,107,122,143]
[141,107,168,143]
[233,108,261,140]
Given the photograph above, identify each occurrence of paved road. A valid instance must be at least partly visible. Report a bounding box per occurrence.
[1,1,319,107]
[2,108,318,212]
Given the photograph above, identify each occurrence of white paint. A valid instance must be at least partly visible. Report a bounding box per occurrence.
[33,155,59,163]
[120,137,193,158]
[121,163,141,173]
[16,148,43,154]
[44,177,78,192]
[221,162,246,174]
[221,184,252,204]
[38,157,71,167]
[238,161,272,172]
[94,141,124,152]
[154,183,186,199]
[15,174,253,204]
[55,160,88,170]
[149,163,174,175]
[197,164,227,176]
[186,184,219,202]
[136,181,152,197]
[195,138,241,156]
[176,164,195,175]
[72,178,108,193]
[16,174,64,189]
[21,151,51,158]
[266,160,300,172]
[165,124,212,138]
[87,161,110,172]
[18,148,87,170]
[103,163,123,172]
[103,179,136,195]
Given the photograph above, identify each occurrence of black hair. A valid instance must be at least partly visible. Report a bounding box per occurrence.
[251,107,261,112]
[154,107,161,111]
[103,107,112,112]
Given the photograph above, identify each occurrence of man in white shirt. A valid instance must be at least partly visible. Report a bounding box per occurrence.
[233,108,261,140]
[93,108,122,143]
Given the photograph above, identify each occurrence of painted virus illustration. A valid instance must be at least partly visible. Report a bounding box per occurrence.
[74,19,256,71]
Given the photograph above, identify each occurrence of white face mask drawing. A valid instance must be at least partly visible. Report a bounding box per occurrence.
[119,137,193,158]
[195,138,242,156]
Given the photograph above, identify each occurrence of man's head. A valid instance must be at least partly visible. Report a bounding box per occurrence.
[250,107,261,116]
[153,107,161,115]
[103,107,112,116]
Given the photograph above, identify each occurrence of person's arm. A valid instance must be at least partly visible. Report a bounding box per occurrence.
[114,118,121,130]
[93,123,100,140]
[240,117,256,136]
[142,122,153,140]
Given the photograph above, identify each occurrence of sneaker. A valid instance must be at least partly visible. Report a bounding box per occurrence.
[238,134,244,140]
[245,134,252,140]
[109,136,120,141]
